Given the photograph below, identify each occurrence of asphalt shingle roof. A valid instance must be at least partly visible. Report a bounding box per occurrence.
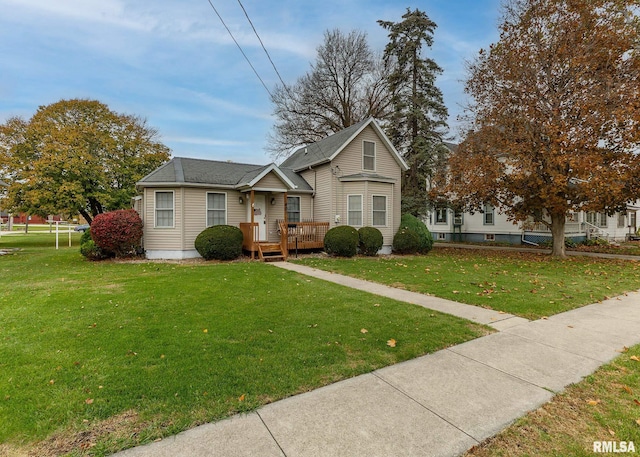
[138,157,312,191]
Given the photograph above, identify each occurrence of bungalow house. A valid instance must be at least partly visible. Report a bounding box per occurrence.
[426,144,639,245]
[136,117,408,259]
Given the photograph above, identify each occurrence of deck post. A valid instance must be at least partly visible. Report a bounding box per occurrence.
[283,192,288,258]
[250,189,255,260]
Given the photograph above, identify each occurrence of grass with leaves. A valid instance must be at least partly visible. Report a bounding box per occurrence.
[0,235,488,456]
[465,345,640,457]
[293,248,640,319]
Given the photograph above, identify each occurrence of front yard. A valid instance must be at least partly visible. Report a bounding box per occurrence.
[293,248,640,319]
[0,235,487,456]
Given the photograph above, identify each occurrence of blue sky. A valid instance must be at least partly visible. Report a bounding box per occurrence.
[0,0,502,164]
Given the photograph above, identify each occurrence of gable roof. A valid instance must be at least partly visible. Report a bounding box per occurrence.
[281,117,409,172]
[137,157,312,192]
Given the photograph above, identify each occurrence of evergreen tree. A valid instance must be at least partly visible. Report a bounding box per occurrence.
[379,8,449,217]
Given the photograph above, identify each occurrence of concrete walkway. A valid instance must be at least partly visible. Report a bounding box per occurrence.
[115,264,640,457]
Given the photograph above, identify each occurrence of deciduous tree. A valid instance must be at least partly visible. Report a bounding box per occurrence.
[269,29,392,157]
[443,0,640,257]
[379,8,449,217]
[0,99,170,223]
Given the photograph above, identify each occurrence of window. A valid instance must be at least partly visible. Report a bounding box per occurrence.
[348,195,363,226]
[287,196,301,223]
[363,141,375,171]
[437,233,446,240]
[207,192,226,226]
[587,212,607,228]
[483,204,495,225]
[155,191,174,228]
[435,206,448,224]
[485,234,495,241]
[618,213,627,228]
[372,196,387,226]
[630,212,637,229]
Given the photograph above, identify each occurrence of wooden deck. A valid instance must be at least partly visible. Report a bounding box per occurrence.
[240,221,329,260]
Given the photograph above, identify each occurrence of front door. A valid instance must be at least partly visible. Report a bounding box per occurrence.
[250,195,267,241]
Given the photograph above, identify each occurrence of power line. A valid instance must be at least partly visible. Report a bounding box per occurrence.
[236,0,289,90]
[205,0,273,98]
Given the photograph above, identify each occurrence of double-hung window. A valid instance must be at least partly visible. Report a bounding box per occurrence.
[155,191,174,228]
[287,196,301,223]
[483,204,495,225]
[363,141,375,171]
[348,195,363,226]
[372,195,387,226]
[435,206,448,224]
[207,192,226,226]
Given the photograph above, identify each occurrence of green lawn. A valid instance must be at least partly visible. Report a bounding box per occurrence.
[0,235,488,456]
[293,248,640,319]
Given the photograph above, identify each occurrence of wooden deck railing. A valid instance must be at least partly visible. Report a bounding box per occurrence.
[239,222,259,251]
[277,220,330,251]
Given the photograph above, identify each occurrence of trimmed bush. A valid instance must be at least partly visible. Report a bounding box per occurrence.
[91,209,144,258]
[324,225,359,257]
[358,226,383,256]
[195,225,243,260]
[399,214,433,253]
[393,228,421,254]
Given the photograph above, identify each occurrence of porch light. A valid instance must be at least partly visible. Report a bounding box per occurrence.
[271,197,276,205]
[239,196,244,204]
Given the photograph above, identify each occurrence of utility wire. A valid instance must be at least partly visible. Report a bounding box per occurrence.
[236,0,289,90]
[205,0,273,98]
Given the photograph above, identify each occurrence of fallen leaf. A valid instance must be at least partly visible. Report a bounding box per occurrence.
[636,419,640,426]
[634,399,640,406]
[541,316,548,320]
[608,429,615,436]
[85,398,94,405]
[618,346,629,353]
[387,339,397,348]
[49,379,55,385]
[360,328,368,334]
[238,394,245,402]
[622,385,633,394]
[373,303,380,307]
[630,356,640,362]
[203,329,208,333]
[587,399,601,406]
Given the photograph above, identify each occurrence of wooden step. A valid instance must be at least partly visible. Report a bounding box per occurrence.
[257,242,286,262]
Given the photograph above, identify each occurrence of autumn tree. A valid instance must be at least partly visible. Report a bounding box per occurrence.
[379,8,449,217]
[269,29,392,157]
[0,99,170,224]
[443,0,640,257]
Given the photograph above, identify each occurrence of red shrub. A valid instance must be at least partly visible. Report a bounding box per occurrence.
[91,209,143,258]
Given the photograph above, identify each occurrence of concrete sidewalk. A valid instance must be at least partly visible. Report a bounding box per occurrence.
[115,266,640,457]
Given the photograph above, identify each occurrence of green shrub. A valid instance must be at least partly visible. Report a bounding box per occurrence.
[358,226,383,256]
[393,228,421,254]
[324,225,359,257]
[195,225,244,260]
[80,238,109,261]
[399,214,433,253]
[80,228,92,245]
[91,209,144,258]
[583,238,609,247]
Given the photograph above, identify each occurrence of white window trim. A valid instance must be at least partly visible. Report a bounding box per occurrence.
[206,191,227,227]
[362,140,376,172]
[287,195,301,223]
[371,195,388,227]
[483,204,495,225]
[435,206,448,225]
[154,190,175,228]
[347,194,364,227]
[485,233,495,241]
[437,233,446,240]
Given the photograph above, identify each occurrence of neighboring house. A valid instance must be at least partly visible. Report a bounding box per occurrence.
[136,118,408,259]
[426,144,639,245]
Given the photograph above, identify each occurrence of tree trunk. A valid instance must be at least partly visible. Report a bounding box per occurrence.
[80,209,93,225]
[550,213,566,258]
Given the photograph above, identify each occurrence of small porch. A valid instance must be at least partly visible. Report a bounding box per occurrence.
[237,189,328,261]
[240,220,329,261]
